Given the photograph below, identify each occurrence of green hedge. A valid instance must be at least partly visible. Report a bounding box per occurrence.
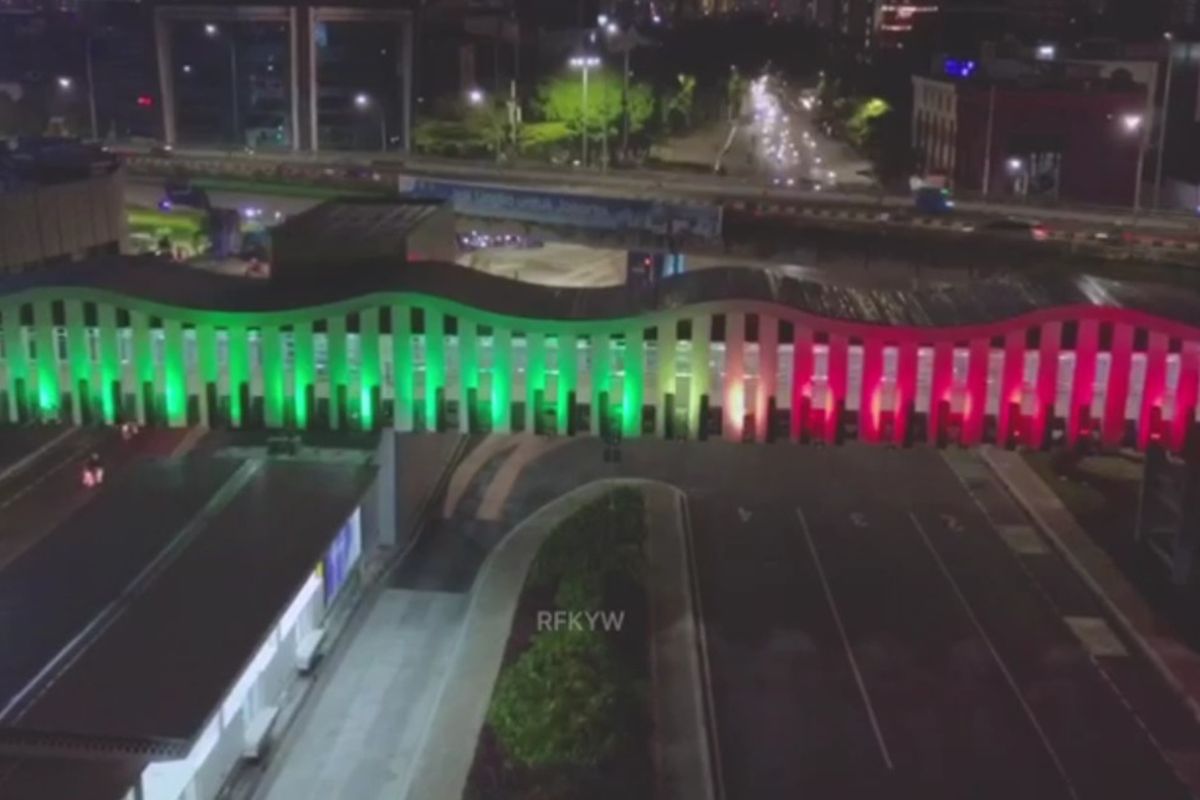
[486,488,648,771]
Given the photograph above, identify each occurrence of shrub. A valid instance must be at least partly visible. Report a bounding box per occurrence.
[529,490,647,590]
[488,629,633,767]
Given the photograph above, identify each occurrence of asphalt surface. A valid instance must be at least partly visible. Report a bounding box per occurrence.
[411,436,1200,800]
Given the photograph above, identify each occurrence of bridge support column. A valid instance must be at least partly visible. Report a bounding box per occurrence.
[1068,320,1099,447]
[895,341,917,446]
[826,334,847,444]
[757,316,777,443]
[492,328,512,433]
[998,331,1024,446]
[1172,343,1199,453]
[690,315,710,440]
[1138,332,1168,449]
[963,338,989,445]
[1034,322,1062,448]
[623,327,644,438]
[859,338,883,443]
[392,305,413,431]
[722,312,744,442]
[791,326,812,442]
[656,320,675,438]
[1103,323,1134,447]
[928,341,953,446]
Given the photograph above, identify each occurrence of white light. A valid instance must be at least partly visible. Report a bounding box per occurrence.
[354,93,370,109]
[467,88,484,105]
[1007,157,1023,171]
[182,64,193,74]
[1036,44,1056,60]
[1121,113,1143,132]
[605,22,619,34]
[204,23,218,36]
[56,76,72,90]
[597,13,609,24]
[569,55,601,69]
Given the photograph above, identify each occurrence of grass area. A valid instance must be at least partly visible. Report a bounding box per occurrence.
[127,206,206,236]
[465,488,652,800]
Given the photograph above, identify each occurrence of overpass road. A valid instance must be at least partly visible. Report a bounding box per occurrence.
[116,144,1200,237]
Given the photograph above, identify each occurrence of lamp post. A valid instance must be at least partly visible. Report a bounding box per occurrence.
[467,87,503,160]
[355,93,387,152]
[204,23,239,147]
[1153,32,1175,210]
[569,54,600,166]
[1121,112,1148,213]
[602,20,634,163]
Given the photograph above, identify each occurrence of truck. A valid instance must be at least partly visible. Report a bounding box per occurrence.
[913,186,955,215]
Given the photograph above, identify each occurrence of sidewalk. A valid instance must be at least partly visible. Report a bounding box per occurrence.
[981,447,1200,725]
[401,478,716,800]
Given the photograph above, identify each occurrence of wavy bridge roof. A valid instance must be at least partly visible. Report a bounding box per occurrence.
[1,256,1198,333]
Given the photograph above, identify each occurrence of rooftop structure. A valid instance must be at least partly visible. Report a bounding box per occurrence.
[0,436,379,800]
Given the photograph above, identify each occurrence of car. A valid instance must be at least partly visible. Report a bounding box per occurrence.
[978,217,1049,240]
[81,453,105,488]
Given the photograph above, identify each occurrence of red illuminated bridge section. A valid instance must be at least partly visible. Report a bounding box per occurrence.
[0,266,1196,453]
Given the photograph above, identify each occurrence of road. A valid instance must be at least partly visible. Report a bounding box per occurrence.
[680,443,1196,798]
[0,426,198,569]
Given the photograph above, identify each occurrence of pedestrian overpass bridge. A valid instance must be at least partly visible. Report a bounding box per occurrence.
[0,259,1196,454]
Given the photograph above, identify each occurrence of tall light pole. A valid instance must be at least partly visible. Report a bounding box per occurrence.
[467,87,502,160]
[85,34,99,140]
[1153,32,1175,209]
[1122,112,1148,213]
[569,54,600,166]
[205,24,239,147]
[603,20,634,163]
[355,93,387,152]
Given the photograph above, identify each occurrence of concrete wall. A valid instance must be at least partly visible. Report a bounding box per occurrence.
[0,170,127,273]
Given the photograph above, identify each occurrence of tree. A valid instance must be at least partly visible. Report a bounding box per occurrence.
[412,103,506,157]
[661,73,697,133]
[534,69,654,140]
[488,629,634,767]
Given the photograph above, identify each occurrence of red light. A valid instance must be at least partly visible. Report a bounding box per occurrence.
[137,95,154,108]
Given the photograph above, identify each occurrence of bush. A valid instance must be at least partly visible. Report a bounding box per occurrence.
[529,489,646,590]
[488,629,634,767]
[555,567,605,612]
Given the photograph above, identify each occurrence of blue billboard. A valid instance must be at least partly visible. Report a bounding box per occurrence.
[405,179,722,240]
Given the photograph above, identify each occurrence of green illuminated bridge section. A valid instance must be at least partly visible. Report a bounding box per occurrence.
[0,259,1198,451]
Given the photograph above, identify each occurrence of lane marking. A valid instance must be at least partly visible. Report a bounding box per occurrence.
[794,505,894,771]
[0,427,78,486]
[908,511,1081,800]
[942,451,1191,793]
[0,432,101,513]
[1064,616,1129,658]
[168,426,208,458]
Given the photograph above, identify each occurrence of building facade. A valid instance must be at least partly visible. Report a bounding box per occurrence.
[1,264,1197,454]
[913,62,1149,205]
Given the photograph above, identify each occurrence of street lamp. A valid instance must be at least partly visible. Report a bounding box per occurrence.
[569,54,600,166]
[466,87,485,106]
[204,23,240,147]
[1153,32,1175,209]
[56,76,74,91]
[355,93,387,152]
[1120,112,1148,212]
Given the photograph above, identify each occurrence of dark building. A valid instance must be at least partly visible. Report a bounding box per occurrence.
[912,54,1151,206]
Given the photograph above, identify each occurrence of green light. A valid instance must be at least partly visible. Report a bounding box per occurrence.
[360,385,373,430]
[491,329,511,431]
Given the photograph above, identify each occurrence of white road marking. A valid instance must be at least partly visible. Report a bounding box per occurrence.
[0,427,77,486]
[1064,616,1129,658]
[795,505,894,771]
[908,511,1081,800]
[940,513,964,533]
